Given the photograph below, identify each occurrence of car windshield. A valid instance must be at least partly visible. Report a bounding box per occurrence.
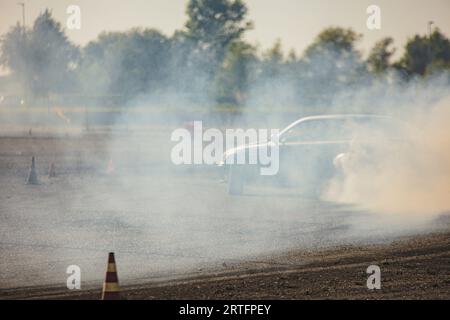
[279,117,406,143]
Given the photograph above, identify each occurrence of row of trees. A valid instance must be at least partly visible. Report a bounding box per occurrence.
[1,0,450,107]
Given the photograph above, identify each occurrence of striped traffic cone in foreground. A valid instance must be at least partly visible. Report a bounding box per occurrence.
[101,252,121,300]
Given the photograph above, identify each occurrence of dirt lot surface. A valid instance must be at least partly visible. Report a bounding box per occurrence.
[2,232,449,300]
[0,133,449,300]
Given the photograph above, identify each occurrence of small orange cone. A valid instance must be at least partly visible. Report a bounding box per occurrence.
[101,252,120,300]
[106,159,115,174]
[48,162,56,178]
[26,156,38,185]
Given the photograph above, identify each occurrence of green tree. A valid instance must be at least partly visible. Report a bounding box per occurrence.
[0,23,30,96]
[29,10,79,98]
[115,29,170,99]
[0,10,79,100]
[396,35,429,77]
[167,30,211,101]
[260,39,284,79]
[302,27,366,105]
[304,27,361,57]
[78,32,127,104]
[396,29,450,77]
[213,41,257,104]
[185,0,252,66]
[367,37,395,74]
[80,29,170,104]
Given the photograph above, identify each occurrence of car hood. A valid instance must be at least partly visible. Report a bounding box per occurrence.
[218,141,275,166]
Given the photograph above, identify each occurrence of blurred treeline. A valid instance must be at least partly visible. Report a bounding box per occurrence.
[1,0,450,109]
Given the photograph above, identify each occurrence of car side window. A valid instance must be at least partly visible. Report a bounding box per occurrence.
[280,119,353,143]
[281,121,326,143]
[281,125,306,143]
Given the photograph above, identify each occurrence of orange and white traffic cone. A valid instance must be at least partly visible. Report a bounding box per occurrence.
[101,252,121,300]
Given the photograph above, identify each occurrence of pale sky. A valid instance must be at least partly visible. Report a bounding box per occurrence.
[0,0,449,58]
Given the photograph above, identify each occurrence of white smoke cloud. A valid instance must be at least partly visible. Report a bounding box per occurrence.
[324,95,450,220]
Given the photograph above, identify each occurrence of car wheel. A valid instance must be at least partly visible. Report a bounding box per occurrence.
[228,166,244,195]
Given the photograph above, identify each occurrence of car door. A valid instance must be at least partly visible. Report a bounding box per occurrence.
[277,119,351,188]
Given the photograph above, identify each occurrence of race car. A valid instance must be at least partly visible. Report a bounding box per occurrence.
[219,114,411,196]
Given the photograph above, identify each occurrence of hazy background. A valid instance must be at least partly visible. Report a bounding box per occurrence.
[0,0,449,66]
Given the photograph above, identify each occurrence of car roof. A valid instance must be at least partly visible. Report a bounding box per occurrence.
[280,114,395,135]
